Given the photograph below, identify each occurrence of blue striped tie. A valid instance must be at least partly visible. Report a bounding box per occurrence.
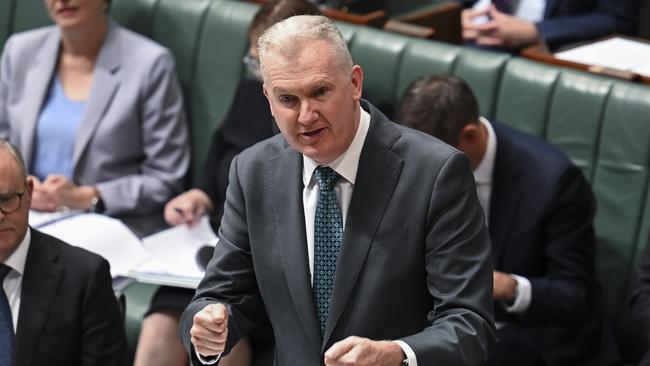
[313,166,343,335]
[0,263,13,366]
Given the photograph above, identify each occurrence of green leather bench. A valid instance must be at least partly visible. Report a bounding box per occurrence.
[3,0,650,363]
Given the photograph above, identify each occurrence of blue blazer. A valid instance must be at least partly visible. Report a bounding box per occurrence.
[0,22,190,216]
[460,0,638,50]
[488,121,621,365]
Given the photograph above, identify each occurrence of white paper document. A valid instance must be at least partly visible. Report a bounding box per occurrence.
[38,213,149,277]
[555,37,650,77]
[29,209,82,228]
[129,216,218,289]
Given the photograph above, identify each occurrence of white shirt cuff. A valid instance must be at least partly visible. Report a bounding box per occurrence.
[195,349,221,365]
[394,340,417,366]
[504,274,532,314]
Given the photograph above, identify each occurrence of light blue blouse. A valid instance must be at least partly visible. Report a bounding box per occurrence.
[31,76,86,181]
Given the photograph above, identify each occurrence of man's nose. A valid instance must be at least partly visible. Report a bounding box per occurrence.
[297,100,318,125]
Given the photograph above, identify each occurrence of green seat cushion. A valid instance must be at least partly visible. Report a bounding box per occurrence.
[546,71,613,182]
[494,58,559,137]
[189,0,259,183]
[453,48,509,119]
[348,27,410,108]
[11,0,51,33]
[397,39,461,100]
[111,0,159,37]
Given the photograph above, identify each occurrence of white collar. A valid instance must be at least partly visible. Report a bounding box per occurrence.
[303,105,371,186]
[473,117,497,184]
[3,227,31,277]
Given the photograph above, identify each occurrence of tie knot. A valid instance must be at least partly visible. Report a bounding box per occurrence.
[315,166,339,191]
[0,264,11,281]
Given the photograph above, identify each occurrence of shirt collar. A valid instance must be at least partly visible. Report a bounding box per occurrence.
[473,117,497,184]
[303,105,371,187]
[3,227,31,277]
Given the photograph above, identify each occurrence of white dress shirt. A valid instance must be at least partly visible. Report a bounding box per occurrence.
[2,228,31,333]
[472,0,546,22]
[302,107,417,365]
[474,118,531,319]
[200,107,417,365]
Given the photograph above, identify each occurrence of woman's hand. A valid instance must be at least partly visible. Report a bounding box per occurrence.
[30,175,99,211]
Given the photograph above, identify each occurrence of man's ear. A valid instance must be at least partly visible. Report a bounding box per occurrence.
[263,84,275,117]
[25,176,34,205]
[350,65,363,101]
[456,122,480,153]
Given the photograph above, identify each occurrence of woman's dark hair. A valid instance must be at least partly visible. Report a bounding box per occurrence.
[248,0,322,41]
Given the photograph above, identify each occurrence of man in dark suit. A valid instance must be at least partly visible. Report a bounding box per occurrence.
[397,75,621,366]
[457,0,638,51]
[0,139,127,366]
[180,15,496,366]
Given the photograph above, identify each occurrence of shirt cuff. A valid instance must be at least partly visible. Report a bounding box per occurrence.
[394,340,417,366]
[504,274,532,314]
[195,349,220,365]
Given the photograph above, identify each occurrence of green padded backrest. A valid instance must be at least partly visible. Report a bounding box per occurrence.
[546,71,613,182]
[120,282,160,354]
[189,0,259,183]
[151,0,211,97]
[334,21,359,45]
[110,0,160,37]
[495,58,559,137]
[592,82,650,322]
[11,0,51,33]
[453,48,509,120]
[0,0,15,51]
[348,27,410,109]
[396,39,461,101]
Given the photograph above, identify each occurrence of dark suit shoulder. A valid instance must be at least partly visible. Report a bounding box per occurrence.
[493,121,574,178]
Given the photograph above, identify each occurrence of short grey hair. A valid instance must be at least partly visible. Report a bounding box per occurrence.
[0,139,27,180]
[257,15,353,78]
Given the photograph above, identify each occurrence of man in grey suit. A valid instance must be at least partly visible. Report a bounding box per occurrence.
[180,15,496,366]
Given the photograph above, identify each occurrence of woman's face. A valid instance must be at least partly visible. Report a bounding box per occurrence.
[43,0,107,30]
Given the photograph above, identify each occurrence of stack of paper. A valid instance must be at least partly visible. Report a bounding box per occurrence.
[555,37,650,77]
[29,209,82,228]
[38,213,149,277]
[130,216,218,289]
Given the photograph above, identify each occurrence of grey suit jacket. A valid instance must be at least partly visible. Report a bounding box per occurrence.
[0,21,189,215]
[181,101,497,365]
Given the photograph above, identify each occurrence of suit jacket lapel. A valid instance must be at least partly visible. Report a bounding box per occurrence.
[489,125,523,266]
[20,29,60,169]
[14,230,63,365]
[323,104,404,349]
[73,22,121,170]
[269,146,322,352]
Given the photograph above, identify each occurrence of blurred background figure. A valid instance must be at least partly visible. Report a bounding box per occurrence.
[0,0,189,236]
[397,74,621,366]
[457,0,639,51]
[142,2,321,366]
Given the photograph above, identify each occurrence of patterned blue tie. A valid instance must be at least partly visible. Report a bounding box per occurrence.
[313,166,343,335]
[0,263,13,366]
